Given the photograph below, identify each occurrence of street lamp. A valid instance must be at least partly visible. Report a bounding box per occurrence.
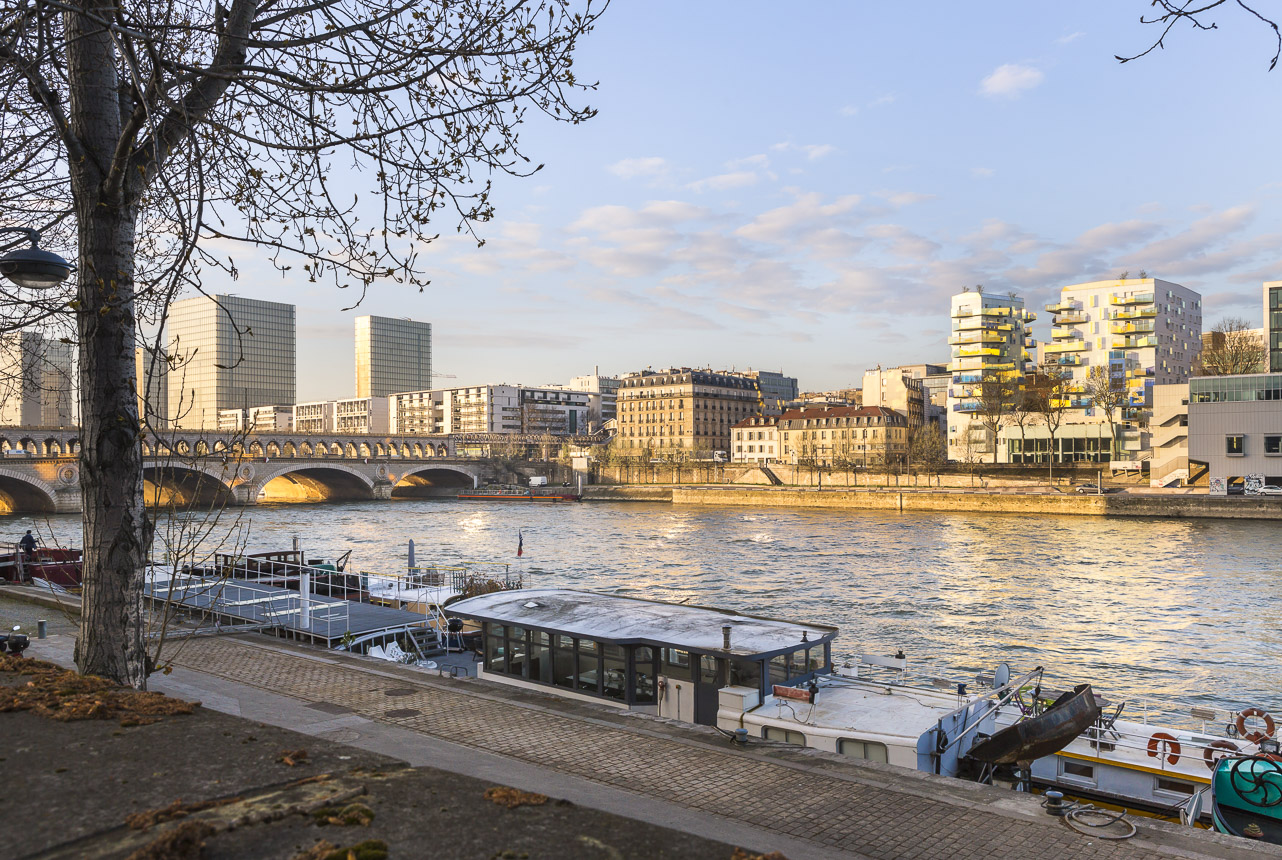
[0,228,75,289]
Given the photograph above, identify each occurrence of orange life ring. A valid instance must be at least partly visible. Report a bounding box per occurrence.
[1204,739,1239,770]
[1236,708,1277,744]
[1147,732,1181,765]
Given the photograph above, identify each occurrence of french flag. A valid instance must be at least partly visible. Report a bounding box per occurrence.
[517,530,523,558]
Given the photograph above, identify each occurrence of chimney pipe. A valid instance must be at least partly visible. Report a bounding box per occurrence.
[722,625,732,650]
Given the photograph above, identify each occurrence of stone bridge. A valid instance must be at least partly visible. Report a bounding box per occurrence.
[0,427,517,514]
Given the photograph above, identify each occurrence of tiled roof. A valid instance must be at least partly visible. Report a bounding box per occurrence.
[731,415,779,429]
[777,405,903,421]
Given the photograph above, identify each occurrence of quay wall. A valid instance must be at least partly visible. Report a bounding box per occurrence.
[583,486,674,503]
[664,487,1282,520]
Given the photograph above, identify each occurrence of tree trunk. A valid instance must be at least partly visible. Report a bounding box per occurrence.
[74,204,149,689]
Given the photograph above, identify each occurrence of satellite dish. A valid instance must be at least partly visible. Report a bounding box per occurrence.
[993,662,1011,689]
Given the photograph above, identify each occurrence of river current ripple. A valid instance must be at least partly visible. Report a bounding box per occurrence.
[8,499,1280,717]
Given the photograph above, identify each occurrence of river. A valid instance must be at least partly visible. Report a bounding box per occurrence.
[6,499,1280,717]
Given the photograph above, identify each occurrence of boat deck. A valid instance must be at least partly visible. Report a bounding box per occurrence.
[145,575,427,646]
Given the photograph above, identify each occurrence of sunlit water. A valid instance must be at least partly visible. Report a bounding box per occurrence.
[7,499,1280,716]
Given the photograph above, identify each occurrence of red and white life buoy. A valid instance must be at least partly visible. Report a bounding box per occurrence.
[1147,732,1181,765]
[1204,739,1239,770]
[1236,708,1277,744]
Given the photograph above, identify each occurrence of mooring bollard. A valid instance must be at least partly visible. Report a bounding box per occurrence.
[37,619,47,639]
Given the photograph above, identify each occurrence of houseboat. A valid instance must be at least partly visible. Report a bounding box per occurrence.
[0,546,83,590]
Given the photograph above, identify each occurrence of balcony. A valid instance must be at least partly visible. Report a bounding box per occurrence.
[1110,319,1156,335]
[1125,366,1155,379]
[1045,299,1077,314]
[1114,335,1157,349]
[948,331,1005,346]
[1051,326,1082,340]
[952,373,985,384]
[951,402,981,413]
[1047,355,1083,366]
[1054,312,1089,325]
[1110,292,1156,306]
[1115,305,1157,320]
[957,346,1002,358]
[1044,340,1087,353]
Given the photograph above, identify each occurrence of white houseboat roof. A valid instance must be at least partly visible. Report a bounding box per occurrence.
[766,676,965,742]
[448,588,838,658]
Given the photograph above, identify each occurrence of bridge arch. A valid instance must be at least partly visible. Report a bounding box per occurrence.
[142,463,235,509]
[391,463,476,498]
[255,462,377,504]
[0,468,58,513]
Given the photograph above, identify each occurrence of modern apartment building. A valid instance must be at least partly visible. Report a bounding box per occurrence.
[1265,281,1282,373]
[946,290,1036,461]
[355,316,432,398]
[1188,373,1282,488]
[218,405,293,433]
[1040,277,1201,461]
[569,370,621,425]
[335,396,390,434]
[135,346,168,429]
[166,294,295,429]
[389,385,590,436]
[293,400,335,434]
[777,406,908,466]
[615,368,760,454]
[0,331,74,427]
[731,415,779,463]
[1149,383,1189,487]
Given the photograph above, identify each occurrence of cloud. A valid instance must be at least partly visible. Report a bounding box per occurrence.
[839,105,859,117]
[569,200,707,233]
[1057,31,1086,44]
[875,190,935,207]
[769,142,837,160]
[980,64,1044,98]
[607,157,668,180]
[726,153,770,170]
[869,93,896,107]
[972,167,995,178]
[735,191,864,244]
[687,171,759,193]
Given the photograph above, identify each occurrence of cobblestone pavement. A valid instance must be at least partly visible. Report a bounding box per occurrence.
[167,637,1246,860]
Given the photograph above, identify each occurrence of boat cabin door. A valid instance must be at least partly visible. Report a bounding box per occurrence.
[693,654,724,725]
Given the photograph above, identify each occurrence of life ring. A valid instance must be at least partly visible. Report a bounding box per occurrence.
[1204,739,1239,770]
[1236,708,1277,744]
[1147,732,1181,765]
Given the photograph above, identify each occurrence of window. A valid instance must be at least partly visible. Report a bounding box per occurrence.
[1156,777,1195,796]
[1060,760,1095,781]
[1226,435,1245,456]
[764,726,806,745]
[838,739,889,762]
[1267,435,1281,456]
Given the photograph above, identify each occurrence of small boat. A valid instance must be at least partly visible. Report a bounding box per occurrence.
[969,684,1102,766]
[1206,754,1282,842]
[458,488,581,502]
[0,547,83,590]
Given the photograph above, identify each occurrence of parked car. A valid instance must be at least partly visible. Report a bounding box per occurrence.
[1226,485,1246,496]
[1075,484,1122,494]
[1255,485,1282,496]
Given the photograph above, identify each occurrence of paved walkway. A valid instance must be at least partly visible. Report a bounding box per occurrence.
[86,633,1270,860]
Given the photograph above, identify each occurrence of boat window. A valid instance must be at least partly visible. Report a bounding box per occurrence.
[553,642,575,690]
[838,739,889,763]
[530,635,553,685]
[578,638,599,655]
[555,634,574,650]
[484,633,504,674]
[633,647,656,704]
[602,647,627,701]
[506,628,528,678]
[730,660,761,689]
[700,654,721,685]
[807,644,828,673]
[1060,761,1094,781]
[507,625,526,642]
[764,726,806,745]
[663,648,691,681]
[1156,778,1195,796]
[769,655,788,686]
[531,630,550,646]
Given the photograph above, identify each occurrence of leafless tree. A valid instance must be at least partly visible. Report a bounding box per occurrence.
[1084,365,1127,460]
[973,374,1017,464]
[1194,316,1267,375]
[1005,385,1039,465]
[1118,1,1281,71]
[1,0,607,686]
[1028,365,1075,482]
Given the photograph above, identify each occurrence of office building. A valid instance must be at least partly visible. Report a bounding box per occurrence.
[615,368,760,455]
[731,415,779,463]
[1264,281,1282,373]
[1188,373,1282,489]
[390,384,590,436]
[946,289,1036,461]
[0,331,73,427]
[135,346,168,429]
[335,396,390,434]
[1038,277,1201,462]
[355,316,432,398]
[569,370,620,426]
[293,400,335,434]
[777,405,908,466]
[166,294,295,429]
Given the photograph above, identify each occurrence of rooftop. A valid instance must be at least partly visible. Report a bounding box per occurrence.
[448,588,837,657]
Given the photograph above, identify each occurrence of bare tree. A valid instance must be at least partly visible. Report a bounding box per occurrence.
[1084,365,1127,460]
[973,374,1017,464]
[1194,316,1267,375]
[1029,365,1074,482]
[1,0,607,686]
[1118,1,1281,71]
[908,423,946,472]
[1005,386,1039,465]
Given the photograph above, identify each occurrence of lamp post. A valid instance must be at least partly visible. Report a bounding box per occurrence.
[0,228,75,289]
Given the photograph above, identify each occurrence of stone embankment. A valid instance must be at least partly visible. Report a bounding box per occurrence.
[584,485,1282,520]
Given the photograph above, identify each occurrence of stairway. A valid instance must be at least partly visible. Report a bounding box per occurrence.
[758,463,784,486]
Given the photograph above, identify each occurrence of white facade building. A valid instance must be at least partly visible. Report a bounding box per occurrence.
[390,384,590,436]
[335,396,390,434]
[569,371,620,426]
[293,400,335,434]
[218,405,293,433]
[0,331,74,427]
[731,415,779,463]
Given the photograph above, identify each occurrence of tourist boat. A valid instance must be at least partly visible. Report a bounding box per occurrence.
[457,488,582,502]
[0,546,83,590]
[445,587,1279,832]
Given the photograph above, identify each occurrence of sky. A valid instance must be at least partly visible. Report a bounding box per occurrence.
[223,2,1282,400]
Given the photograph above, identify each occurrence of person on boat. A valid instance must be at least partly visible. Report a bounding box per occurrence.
[18,530,37,558]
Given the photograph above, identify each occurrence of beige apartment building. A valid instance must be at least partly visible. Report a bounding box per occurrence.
[615,368,760,455]
[731,415,779,463]
[777,405,908,466]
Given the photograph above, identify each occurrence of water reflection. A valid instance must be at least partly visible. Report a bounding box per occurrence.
[6,499,1279,713]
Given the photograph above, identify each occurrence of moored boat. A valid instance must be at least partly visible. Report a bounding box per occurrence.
[1206,754,1282,842]
[0,546,83,590]
[458,488,581,502]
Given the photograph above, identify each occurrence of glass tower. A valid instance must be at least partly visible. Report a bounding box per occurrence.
[355,316,432,398]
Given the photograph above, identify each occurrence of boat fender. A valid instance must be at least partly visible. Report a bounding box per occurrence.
[1203,739,1239,770]
[1146,732,1181,765]
[1236,708,1277,744]
[936,729,948,755]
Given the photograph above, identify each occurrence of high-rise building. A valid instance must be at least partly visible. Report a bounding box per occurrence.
[945,290,1036,461]
[166,294,295,429]
[355,316,432,398]
[1038,277,1201,462]
[1265,281,1282,373]
[0,331,74,427]
[615,368,760,454]
[135,346,168,429]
